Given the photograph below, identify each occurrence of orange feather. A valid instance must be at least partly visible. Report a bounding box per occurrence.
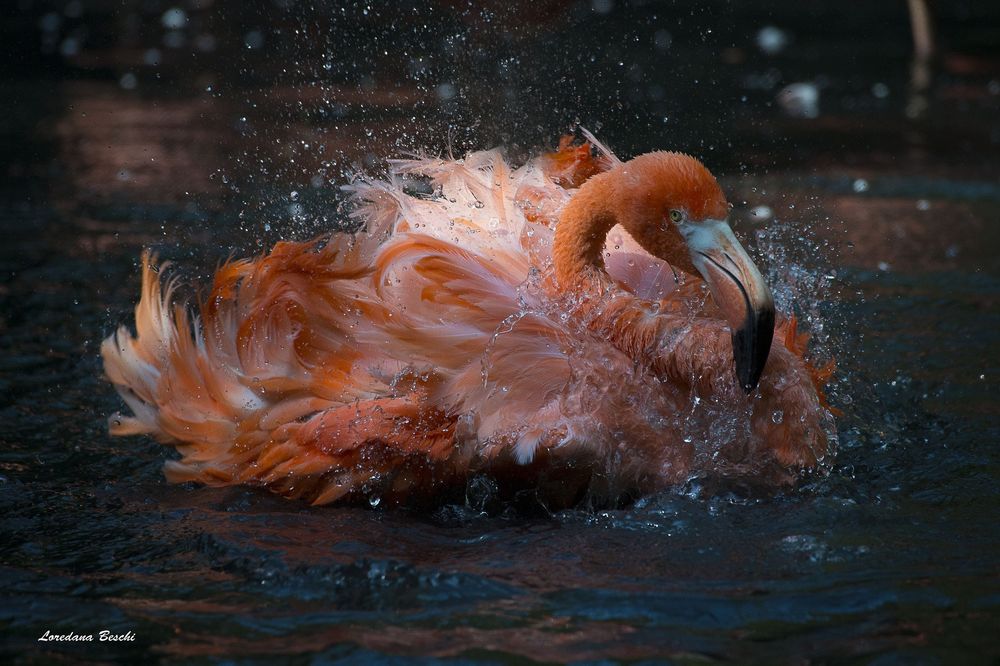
[102,136,837,507]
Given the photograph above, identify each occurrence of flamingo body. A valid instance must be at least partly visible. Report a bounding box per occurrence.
[102,136,834,507]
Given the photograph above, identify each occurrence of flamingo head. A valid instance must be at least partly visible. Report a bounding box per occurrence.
[614,152,776,392]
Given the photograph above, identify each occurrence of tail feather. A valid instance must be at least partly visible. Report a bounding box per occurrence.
[102,252,176,439]
[102,244,470,504]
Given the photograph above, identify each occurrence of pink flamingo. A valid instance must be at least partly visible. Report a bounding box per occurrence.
[102,133,834,507]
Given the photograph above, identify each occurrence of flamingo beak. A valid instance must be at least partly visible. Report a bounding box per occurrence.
[685,220,776,392]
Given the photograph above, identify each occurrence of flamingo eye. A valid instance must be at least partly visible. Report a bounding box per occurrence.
[668,210,683,224]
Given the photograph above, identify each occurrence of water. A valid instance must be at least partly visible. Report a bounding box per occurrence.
[2,2,999,662]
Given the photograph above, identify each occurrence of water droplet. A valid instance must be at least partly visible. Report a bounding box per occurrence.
[436,83,456,101]
[244,30,264,50]
[161,8,187,29]
[756,25,788,55]
[653,29,672,51]
[592,0,614,14]
[771,410,784,424]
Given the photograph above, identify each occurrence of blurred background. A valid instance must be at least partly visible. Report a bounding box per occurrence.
[4,0,999,257]
[2,1,999,663]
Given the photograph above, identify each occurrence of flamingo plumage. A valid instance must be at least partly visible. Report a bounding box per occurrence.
[102,134,835,507]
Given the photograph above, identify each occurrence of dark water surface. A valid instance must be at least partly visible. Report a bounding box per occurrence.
[2,2,999,663]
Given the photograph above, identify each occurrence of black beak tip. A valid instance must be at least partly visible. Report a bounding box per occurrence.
[732,307,776,393]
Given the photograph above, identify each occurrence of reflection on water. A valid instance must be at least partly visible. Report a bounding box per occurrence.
[2,0,999,662]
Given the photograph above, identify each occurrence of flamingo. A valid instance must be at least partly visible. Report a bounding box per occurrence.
[102,133,835,508]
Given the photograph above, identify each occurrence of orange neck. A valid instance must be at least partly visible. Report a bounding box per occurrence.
[552,171,619,287]
[553,151,727,288]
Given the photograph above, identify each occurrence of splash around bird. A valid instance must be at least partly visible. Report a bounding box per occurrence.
[102,132,836,508]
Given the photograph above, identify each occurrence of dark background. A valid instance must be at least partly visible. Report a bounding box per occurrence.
[4,1,999,223]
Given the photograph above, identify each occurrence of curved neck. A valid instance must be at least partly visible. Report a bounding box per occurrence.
[552,171,619,287]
